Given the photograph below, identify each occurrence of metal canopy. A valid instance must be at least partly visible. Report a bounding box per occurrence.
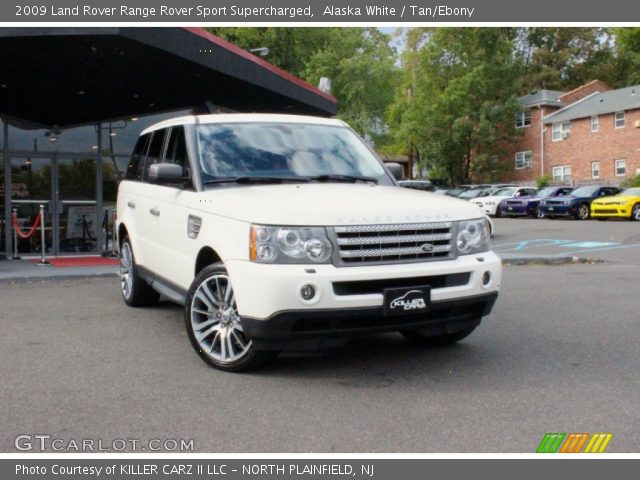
[0,27,337,128]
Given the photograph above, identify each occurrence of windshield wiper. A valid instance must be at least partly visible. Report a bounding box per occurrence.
[310,174,378,184]
[204,176,310,185]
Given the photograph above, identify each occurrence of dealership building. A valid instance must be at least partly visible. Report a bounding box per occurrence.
[0,27,336,260]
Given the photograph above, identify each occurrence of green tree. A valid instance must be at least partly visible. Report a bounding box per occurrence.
[206,28,398,142]
[389,28,523,185]
[520,28,618,90]
[303,28,398,141]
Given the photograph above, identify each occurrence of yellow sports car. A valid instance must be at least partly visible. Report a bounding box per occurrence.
[591,187,640,220]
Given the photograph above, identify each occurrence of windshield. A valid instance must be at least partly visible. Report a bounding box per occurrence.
[571,186,599,197]
[536,188,555,198]
[458,189,482,198]
[196,122,390,185]
[492,187,517,197]
[622,187,640,196]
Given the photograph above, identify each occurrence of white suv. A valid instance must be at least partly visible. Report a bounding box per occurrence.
[116,114,501,371]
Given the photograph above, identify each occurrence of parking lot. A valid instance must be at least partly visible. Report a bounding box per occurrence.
[1,218,639,453]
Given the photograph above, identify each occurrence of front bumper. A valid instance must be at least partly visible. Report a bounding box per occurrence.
[591,206,631,218]
[470,202,498,216]
[242,292,498,350]
[539,204,574,216]
[501,204,531,216]
[226,252,501,348]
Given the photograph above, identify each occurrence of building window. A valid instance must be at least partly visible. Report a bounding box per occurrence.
[515,109,532,128]
[591,115,599,132]
[615,111,625,128]
[552,121,571,141]
[615,159,626,176]
[591,161,600,179]
[552,165,572,182]
[515,151,532,170]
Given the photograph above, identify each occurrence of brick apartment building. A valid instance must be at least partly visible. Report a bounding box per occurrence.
[501,80,640,185]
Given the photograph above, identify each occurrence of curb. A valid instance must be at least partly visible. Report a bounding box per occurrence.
[501,256,605,266]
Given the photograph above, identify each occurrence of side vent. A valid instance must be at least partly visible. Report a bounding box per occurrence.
[187,215,202,239]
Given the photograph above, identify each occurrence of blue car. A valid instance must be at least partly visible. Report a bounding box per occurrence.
[500,186,574,218]
[538,185,621,220]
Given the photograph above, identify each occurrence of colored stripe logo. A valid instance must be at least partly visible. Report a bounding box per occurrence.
[537,433,612,453]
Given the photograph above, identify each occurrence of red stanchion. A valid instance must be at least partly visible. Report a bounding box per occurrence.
[11,211,41,239]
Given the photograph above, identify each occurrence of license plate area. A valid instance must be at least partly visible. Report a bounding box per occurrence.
[383,286,431,316]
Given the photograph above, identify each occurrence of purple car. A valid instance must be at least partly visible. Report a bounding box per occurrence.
[499,186,574,218]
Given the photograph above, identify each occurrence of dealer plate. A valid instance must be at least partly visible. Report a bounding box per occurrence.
[383,286,431,316]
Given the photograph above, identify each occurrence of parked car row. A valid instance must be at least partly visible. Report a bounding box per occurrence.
[403,181,640,221]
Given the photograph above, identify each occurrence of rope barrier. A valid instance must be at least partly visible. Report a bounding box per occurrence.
[11,211,41,240]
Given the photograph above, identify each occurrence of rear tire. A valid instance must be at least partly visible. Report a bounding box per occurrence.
[119,237,160,307]
[185,263,278,372]
[401,326,477,347]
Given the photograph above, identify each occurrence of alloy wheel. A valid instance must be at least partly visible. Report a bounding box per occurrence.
[190,274,251,364]
[120,242,133,300]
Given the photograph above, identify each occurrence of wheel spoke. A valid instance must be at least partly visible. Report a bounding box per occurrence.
[195,290,214,310]
[201,282,221,307]
[194,317,220,331]
[225,330,235,358]
[195,323,220,343]
[232,330,247,349]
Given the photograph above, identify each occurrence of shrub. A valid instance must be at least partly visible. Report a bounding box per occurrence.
[620,174,640,189]
[536,174,552,188]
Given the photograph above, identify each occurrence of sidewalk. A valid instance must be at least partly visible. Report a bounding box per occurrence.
[0,258,119,282]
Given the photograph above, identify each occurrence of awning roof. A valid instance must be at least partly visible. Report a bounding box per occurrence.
[0,27,337,128]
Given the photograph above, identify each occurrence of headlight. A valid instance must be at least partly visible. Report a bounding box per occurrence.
[456,219,490,255]
[250,225,333,264]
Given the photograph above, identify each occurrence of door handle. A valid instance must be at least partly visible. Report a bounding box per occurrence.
[127,201,136,209]
[149,207,160,217]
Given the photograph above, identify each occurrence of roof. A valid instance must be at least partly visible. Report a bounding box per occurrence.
[518,90,566,108]
[141,114,346,135]
[544,84,640,123]
[0,28,337,127]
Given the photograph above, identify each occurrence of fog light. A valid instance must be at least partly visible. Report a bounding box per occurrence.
[300,284,316,301]
[482,271,492,287]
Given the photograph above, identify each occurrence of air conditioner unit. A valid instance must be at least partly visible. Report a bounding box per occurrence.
[561,132,570,139]
[634,120,640,128]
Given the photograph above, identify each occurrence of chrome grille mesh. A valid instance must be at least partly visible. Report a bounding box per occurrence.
[333,222,454,264]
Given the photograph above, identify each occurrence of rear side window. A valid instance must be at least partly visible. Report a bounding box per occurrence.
[143,129,167,181]
[126,133,151,181]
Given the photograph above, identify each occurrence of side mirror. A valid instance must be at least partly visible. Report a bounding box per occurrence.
[148,163,188,184]
[384,162,404,181]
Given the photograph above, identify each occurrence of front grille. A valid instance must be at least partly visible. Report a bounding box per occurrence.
[333,272,471,296]
[333,222,454,265]
[593,208,618,214]
[504,200,524,206]
[545,200,566,206]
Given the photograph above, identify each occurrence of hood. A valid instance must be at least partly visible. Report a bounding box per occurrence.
[592,195,635,204]
[471,194,512,203]
[194,183,482,225]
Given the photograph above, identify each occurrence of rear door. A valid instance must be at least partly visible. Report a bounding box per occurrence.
[134,128,168,271]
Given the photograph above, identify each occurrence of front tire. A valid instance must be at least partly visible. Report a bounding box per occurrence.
[534,207,544,219]
[120,236,160,307]
[576,203,590,220]
[631,203,640,221]
[185,263,277,372]
[401,326,477,347]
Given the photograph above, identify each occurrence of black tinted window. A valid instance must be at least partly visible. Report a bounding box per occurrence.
[143,130,167,181]
[165,127,189,174]
[125,133,150,181]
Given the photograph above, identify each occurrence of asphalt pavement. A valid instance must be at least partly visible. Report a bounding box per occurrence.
[1,218,639,453]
